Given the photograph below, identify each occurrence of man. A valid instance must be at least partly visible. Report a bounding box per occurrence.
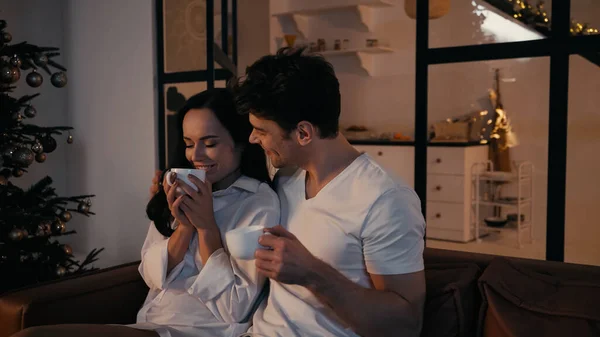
[231,47,426,337]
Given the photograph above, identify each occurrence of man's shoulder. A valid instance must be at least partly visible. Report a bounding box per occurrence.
[354,154,412,194]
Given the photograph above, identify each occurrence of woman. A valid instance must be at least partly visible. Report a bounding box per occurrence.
[15,89,279,337]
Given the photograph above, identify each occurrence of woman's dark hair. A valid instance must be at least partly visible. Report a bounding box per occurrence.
[146,88,270,237]
[230,47,341,139]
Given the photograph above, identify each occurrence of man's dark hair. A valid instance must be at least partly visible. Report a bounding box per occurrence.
[231,47,341,139]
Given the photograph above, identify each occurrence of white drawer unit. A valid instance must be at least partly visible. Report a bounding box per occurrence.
[353,145,414,188]
[425,145,488,242]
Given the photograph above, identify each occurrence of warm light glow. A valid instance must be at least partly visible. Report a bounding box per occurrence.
[472,1,545,43]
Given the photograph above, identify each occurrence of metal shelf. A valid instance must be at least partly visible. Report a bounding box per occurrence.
[472,199,531,207]
[471,160,535,248]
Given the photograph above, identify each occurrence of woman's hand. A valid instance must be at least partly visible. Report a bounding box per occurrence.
[175,175,218,233]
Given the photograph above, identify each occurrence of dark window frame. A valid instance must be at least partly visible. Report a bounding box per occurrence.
[415,0,600,262]
[154,0,238,169]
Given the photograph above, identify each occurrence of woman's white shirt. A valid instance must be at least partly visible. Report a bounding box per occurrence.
[135,176,279,337]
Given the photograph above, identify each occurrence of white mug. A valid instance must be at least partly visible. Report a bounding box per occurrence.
[166,168,206,193]
[226,226,267,260]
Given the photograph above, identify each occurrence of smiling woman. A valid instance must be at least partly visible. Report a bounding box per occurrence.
[148,88,271,237]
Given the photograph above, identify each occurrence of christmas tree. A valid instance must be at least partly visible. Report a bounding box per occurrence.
[0,19,102,293]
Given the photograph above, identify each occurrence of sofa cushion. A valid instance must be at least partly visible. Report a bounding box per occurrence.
[421,263,481,337]
[478,258,600,337]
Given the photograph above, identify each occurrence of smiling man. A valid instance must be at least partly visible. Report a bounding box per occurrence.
[231,47,426,337]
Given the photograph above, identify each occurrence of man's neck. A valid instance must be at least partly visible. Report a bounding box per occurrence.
[302,135,360,197]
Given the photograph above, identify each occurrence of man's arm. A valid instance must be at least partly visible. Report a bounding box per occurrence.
[307,259,426,337]
[256,187,426,337]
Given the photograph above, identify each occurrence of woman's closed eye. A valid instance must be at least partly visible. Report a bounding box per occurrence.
[205,142,217,148]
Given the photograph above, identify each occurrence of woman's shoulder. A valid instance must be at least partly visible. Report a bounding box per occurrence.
[240,176,279,209]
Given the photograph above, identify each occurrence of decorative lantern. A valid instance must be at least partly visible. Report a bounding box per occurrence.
[404,0,451,20]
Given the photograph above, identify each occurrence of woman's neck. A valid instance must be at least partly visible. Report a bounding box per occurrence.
[212,167,242,192]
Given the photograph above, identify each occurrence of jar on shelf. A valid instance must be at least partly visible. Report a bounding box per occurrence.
[334,39,341,50]
[342,39,349,50]
[317,38,326,51]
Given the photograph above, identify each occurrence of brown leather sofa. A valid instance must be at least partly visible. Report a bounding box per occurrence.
[2,248,600,337]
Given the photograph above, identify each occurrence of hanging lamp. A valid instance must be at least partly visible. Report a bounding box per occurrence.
[404,0,451,20]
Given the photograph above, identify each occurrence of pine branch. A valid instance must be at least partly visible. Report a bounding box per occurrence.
[26,176,54,195]
[16,94,40,104]
[46,60,66,72]
[0,42,60,56]
[76,248,105,272]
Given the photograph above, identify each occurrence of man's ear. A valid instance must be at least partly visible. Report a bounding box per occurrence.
[295,121,315,146]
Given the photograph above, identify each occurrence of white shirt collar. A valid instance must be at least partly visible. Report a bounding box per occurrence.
[213,175,261,197]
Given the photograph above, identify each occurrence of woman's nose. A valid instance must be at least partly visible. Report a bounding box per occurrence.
[192,145,207,161]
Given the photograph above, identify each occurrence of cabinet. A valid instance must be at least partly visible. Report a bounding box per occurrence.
[426,145,488,242]
[353,145,414,188]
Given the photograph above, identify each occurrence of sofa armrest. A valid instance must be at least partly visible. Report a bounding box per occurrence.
[0,261,148,337]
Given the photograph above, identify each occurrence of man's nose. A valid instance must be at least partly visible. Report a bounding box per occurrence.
[249,130,259,144]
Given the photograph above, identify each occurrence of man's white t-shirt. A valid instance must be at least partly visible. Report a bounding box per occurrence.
[250,153,426,337]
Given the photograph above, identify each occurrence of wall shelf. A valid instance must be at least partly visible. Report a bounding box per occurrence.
[271,0,393,17]
[315,46,393,56]
[272,0,394,37]
[311,46,393,76]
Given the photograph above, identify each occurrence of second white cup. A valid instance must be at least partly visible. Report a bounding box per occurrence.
[226,226,267,260]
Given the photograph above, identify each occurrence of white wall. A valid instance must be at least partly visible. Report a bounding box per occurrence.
[270,0,600,265]
[63,0,157,268]
[238,0,271,73]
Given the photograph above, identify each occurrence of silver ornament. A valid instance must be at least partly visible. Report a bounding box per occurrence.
[26,70,43,87]
[12,147,35,167]
[78,202,90,213]
[31,142,43,154]
[24,105,37,118]
[50,72,67,88]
